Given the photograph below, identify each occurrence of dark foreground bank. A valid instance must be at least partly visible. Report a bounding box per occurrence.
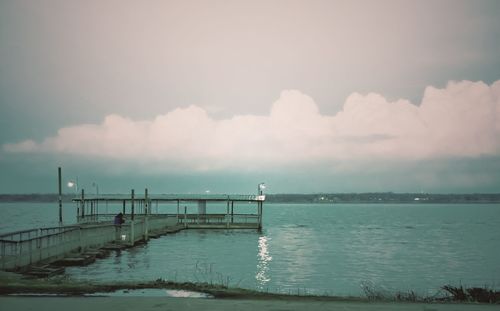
[1,271,499,307]
[1,296,499,311]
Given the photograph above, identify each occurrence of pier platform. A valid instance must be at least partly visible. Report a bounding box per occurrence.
[0,193,265,271]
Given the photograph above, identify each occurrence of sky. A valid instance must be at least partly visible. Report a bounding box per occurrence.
[1,0,499,194]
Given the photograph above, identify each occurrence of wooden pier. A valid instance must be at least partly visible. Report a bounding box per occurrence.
[0,191,265,271]
[74,192,265,230]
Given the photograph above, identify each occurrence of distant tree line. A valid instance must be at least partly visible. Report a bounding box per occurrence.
[266,192,500,203]
[1,192,499,203]
[0,194,75,203]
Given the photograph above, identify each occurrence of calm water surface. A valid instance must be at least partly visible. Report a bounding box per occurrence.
[1,202,499,296]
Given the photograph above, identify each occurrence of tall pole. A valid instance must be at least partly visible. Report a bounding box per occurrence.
[144,188,148,215]
[92,182,99,216]
[81,189,85,219]
[58,167,62,223]
[131,189,135,220]
[177,200,180,222]
[257,183,265,231]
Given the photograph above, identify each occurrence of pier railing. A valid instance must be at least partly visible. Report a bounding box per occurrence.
[0,215,177,270]
[0,226,79,242]
[0,211,258,270]
[76,213,260,227]
[178,213,259,228]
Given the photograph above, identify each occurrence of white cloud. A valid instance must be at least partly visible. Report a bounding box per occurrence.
[3,80,500,170]
[3,139,37,153]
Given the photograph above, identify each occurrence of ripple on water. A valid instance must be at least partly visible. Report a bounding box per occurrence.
[4,202,499,296]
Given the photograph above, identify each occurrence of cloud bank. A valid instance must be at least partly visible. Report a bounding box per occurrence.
[4,80,500,170]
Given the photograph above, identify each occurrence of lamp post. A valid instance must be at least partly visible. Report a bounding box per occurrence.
[67,178,79,220]
[92,182,99,218]
[58,167,62,223]
[257,182,266,231]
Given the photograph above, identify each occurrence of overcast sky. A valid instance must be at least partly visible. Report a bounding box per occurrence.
[1,0,499,194]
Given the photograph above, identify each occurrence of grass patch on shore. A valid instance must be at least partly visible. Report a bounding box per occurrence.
[0,272,356,301]
[1,271,499,304]
[360,281,500,304]
[441,285,500,303]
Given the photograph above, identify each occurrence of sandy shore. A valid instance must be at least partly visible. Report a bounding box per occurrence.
[1,296,499,311]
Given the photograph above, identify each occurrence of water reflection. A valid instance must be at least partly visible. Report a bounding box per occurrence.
[256,235,272,288]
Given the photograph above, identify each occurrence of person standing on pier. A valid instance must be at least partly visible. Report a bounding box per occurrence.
[114,212,125,226]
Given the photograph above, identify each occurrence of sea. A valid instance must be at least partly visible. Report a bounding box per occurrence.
[1,202,499,297]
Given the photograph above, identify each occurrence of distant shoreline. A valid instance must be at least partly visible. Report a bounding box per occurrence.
[0,193,499,204]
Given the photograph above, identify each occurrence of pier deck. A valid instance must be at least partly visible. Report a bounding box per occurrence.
[73,193,265,230]
[0,193,265,270]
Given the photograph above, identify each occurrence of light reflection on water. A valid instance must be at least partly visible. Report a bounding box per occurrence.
[256,235,272,288]
[1,203,500,296]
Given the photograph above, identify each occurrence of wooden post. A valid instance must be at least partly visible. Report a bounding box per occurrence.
[122,200,126,214]
[131,189,135,220]
[58,167,62,223]
[144,188,149,241]
[176,200,180,223]
[81,189,85,219]
[130,221,135,246]
[184,205,187,228]
[144,188,148,215]
[257,185,264,230]
[231,201,234,224]
[258,201,263,231]
[226,200,230,228]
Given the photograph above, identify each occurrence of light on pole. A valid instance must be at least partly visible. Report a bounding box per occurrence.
[258,183,266,195]
[67,179,78,194]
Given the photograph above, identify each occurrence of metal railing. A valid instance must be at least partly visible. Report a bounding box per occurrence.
[0,225,81,269]
[1,212,258,270]
[0,226,79,242]
[0,215,177,270]
[177,213,259,225]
